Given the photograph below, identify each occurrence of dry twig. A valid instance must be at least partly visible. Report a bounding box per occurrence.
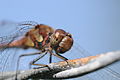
[0,51,120,80]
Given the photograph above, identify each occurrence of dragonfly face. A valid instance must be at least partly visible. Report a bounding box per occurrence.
[50,29,73,53]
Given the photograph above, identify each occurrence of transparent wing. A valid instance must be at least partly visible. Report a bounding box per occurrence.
[0,21,38,45]
[0,21,38,79]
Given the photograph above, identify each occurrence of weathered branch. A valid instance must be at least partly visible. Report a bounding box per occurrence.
[1,51,120,80]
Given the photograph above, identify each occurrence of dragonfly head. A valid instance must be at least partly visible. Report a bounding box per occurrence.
[50,29,73,54]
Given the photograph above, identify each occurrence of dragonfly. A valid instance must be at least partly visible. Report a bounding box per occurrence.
[0,21,119,80]
[0,21,74,79]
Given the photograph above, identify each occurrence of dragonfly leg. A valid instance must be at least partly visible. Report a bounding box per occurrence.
[49,51,71,67]
[29,52,48,68]
[15,51,45,80]
[19,52,41,57]
[49,51,68,61]
[56,53,68,60]
[17,52,43,70]
[49,52,52,63]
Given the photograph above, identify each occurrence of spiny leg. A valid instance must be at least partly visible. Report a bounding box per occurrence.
[49,51,71,67]
[29,52,48,68]
[15,51,45,80]
[29,52,52,70]
[49,51,68,61]
[56,53,72,67]
[49,52,52,63]
[48,50,68,63]
[32,51,68,67]
[56,52,68,60]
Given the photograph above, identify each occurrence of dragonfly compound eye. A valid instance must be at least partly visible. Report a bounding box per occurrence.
[51,29,73,53]
[56,35,73,53]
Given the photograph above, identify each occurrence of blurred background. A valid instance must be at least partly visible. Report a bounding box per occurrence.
[0,0,120,80]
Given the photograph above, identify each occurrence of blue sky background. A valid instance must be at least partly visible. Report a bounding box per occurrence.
[0,0,120,80]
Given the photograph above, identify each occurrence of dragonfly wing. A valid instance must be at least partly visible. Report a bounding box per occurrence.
[0,21,38,47]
